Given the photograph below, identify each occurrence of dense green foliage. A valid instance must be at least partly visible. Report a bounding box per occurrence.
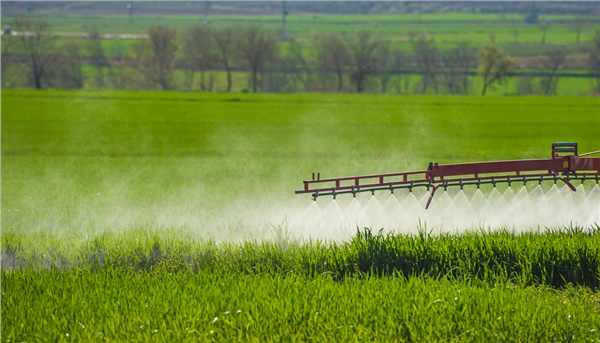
[4,228,600,288]
[3,229,600,341]
[2,90,600,340]
[4,269,599,342]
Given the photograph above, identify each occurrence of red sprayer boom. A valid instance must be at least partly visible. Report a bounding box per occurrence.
[295,142,600,209]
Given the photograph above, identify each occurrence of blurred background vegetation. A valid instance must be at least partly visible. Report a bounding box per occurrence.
[2,1,600,95]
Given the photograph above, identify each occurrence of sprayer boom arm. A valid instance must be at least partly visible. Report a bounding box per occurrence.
[295,142,600,207]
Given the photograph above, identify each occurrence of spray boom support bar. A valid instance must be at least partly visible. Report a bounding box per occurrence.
[295,142,600,208]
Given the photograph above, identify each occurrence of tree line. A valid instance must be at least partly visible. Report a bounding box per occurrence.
[3,17,600,95]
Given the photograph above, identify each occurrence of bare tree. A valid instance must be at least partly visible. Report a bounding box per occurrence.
[214,28,236,92]
[14,17,55,89]
[132,40,154,89]
[571,22,583,44]
[40,41,81,89]
[540,50,566,95]
[183,25,215,91]
[440,42,473,94]
[87,27,112,88]
[236,27,278,92]
[375,41,392,93]
[516,76,534,95]
[263,55,291,93]
[349,32,379,93]
[314,33,350,92]
[539,22,549,45]
[412,34,439,94]
[1,32,14,87]
[478,45,515,96]
[286,38,311,91]
[55,41,84,89]
[392,50,409,94]
[148,26,178,90]
[589,31,600,92]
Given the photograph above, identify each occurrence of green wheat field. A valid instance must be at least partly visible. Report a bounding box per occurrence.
[2,89,600,341]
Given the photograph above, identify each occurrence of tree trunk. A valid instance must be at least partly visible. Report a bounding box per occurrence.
[252,68,258,92]
[381,76,388,94]
[420,74,428,94]
[186,69,195,91]
[32,66,42,89]
[225,66,232,92]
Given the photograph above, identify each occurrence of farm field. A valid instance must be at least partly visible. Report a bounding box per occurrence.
[2,89,600,340]
[4,12,600,44]
[3,89,600,235]
[3,243,600,342]
[4,12,599,55]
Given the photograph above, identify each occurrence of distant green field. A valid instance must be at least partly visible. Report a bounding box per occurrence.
[3,90,599,234]
[3,12,599,48]
[2,90,600,341]
[4,12,599,35]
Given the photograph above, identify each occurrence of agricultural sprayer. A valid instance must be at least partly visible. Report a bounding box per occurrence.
[296,142,600,209]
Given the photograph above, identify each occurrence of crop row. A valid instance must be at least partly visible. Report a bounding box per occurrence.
[4,227,600,288]
[4,269,599,342]
[3,228,600,341]
[3,268,600,342]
